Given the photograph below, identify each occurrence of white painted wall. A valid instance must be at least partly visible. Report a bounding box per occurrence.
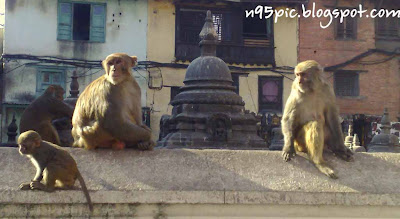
[2,0,149,142]
[3,0,148,102]
[4,0,148,60]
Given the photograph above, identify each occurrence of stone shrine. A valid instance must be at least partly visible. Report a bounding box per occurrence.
[158,11,267,149]
[368,108,400,153]
[344,124,354,147]
[53,71,79,147]
[268,127,284,150]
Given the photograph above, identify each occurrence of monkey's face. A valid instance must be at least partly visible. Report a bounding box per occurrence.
[18,140,39,155]
[104,56,129,85]
[103,53,137,85]
[46,85,65,101]
[295,70,313,93]
[54,88,65,101]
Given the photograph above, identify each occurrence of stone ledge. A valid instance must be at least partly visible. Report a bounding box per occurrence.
[2,190,400,207]
[1,147,400,207]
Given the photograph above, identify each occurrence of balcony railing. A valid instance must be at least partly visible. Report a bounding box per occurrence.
[175,42,275,66]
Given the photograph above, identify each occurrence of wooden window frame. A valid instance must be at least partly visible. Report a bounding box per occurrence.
[174,5,275,65]
[57,0,106,43]
[258,76,283,113]
[35,66,67,97]
[376,16,400,40]
[334,71,360,97]
[335,8,357,40]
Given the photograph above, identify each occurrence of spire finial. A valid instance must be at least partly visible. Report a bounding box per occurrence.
[199,10,218,56]
[381,108,391,134]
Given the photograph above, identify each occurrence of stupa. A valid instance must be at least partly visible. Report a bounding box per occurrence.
[158,11,267,149]
[367,108,400,153]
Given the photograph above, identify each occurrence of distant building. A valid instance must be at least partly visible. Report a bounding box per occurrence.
[299,0,400,145]
[147,0,306,139]
[1,0,149,142]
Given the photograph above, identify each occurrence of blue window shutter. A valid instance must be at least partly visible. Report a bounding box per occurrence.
[57,2,72,40]
[90,4,106,42]
[36,67,66,97]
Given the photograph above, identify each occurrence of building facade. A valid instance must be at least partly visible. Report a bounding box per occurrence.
[299,0,400,145]
[1,0,149,142]
[2,0,314,143]
[147,0,305,140]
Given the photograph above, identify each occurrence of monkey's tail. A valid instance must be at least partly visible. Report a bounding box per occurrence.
[77,171,94,212]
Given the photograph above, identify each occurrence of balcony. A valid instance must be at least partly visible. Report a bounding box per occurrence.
[175,42,275,66]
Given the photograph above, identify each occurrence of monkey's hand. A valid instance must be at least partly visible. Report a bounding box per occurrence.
[19,182,32,190]
[282,146,296,162]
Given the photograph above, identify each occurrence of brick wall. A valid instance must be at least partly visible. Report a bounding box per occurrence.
[299,0,400,120]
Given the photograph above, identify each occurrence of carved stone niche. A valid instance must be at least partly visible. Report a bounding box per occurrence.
[206,113,232,141]
[157,11,267,150]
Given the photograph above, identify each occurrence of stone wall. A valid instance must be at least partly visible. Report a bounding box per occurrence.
[1,148,400,217]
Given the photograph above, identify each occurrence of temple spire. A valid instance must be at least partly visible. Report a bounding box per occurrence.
[199,10,217,57]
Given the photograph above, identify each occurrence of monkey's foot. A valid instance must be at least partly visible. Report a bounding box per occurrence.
[334,150,354,162]
[316,164,338,179]
[137,140,155,151]
[112,141,126,150]
[19,183,31,190]
[30,181,51,191]
[282,151,295,162]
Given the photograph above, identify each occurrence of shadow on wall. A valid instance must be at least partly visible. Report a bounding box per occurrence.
[2,148,400,194]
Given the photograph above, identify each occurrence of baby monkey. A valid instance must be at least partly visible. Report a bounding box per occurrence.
[18,130,93,212]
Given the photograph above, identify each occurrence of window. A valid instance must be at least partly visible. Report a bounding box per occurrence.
[212,13,223,41]
[376,16,400,39]
[170,86,182,102]
[231,74,240,94]
[231,73,249,95]
[335,14,356,40]
[58,1,106,42]
[334,71,359,97]
[175,6,275,65]
[258,76,283,113]
[243,8,273,41]
[36,67,66,97]
[177,8,224,44]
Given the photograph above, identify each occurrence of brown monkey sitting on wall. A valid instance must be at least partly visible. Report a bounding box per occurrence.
[20,85,74,145]
[18,130,93,212]
[281,60,353,179]
[72,53,154,150]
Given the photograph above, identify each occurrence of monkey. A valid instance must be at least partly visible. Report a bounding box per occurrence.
[20,85,74,146]
[281,60,353,179]
[71,53,154,150]
[18,130,93,212]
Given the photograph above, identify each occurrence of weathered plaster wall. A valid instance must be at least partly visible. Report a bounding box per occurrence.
[3,0,149,99]
[4,0,148,60]
[146,1,298,140]
[274,6,298,68]
[2,0,149,142]
[0,0,4,27]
